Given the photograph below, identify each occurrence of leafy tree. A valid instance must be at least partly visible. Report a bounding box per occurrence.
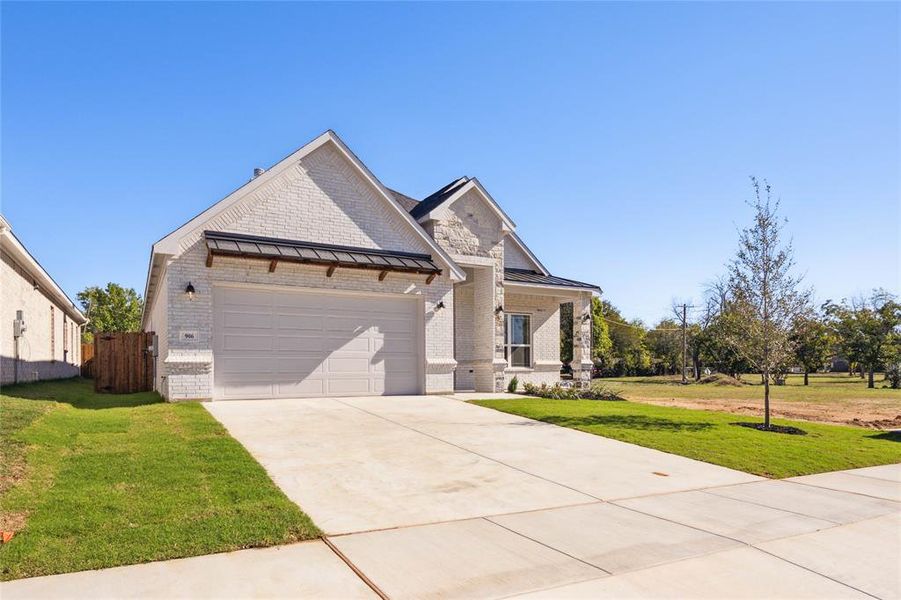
[725,178,810,429]
[590,296,613,363]
[789,313,833,385]
[560,302,573,364]
[696,303,752,378]
[646,318,681,375]
[824,290,901,388]
[77,283,144,342]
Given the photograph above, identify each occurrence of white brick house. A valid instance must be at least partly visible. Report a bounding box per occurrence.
[1,215,87,384]
[142,131,598,401]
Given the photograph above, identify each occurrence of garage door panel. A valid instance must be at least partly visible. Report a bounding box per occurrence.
[274,357,324,375]
[325,336,372,353]
[276,379,325,396]
[372,318,415,334]
[275,313,324,331]
[374,357,417,374]
[221,288,272,305]
[327,378,376,395]
[218,380,275,399]
[222,310,272,329]
[213,287,420,399]
[328,356,373,373]
[217,356,276,374]
[376,336,416,353]
[222,334,275,352]
[324,316,370,333]
[276,335,328,352]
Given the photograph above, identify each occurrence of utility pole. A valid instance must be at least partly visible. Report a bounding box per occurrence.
[681,303,688,384]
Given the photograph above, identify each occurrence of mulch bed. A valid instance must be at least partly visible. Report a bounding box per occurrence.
[733,422,807,435]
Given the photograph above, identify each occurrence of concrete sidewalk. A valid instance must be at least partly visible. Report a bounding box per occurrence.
[3,395,898,599]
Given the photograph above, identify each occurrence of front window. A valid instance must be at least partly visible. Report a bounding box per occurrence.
[505,313,531,368]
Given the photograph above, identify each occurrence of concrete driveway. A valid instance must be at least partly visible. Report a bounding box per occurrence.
[5,395,898,599]
[203,394,898,599]
[204,394,760,534]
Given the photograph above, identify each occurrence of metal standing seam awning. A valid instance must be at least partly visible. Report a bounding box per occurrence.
[203,230,442,282]
[503,268,601,292]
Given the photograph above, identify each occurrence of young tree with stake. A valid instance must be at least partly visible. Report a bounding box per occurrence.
[726,178,811,429]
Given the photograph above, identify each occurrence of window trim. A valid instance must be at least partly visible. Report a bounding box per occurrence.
[504,312,533,369]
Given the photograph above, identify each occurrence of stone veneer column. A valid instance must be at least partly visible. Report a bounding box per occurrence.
[472,265,507,392]
[491,261,507,391]
[572,291,593,388]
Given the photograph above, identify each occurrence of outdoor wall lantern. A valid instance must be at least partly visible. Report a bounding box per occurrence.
[185,282,196,301]
[495,304,504,314]
[435,301,445,310]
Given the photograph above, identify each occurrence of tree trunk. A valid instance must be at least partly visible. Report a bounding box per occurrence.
[764,372,771,429]
[804,370,809,386]
[868,369,875,389]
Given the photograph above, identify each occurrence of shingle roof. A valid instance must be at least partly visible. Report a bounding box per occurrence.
[504,268,600,292]
[408,177,470,220]
[387,188,420,212]
[204,230,441,275]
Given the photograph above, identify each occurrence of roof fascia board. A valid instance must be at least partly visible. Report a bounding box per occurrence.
[140,252,168,329]
[504,280,599,295]
[1,227,87,323]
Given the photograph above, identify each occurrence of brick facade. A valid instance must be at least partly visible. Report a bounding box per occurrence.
[148,144,455,401]
[503,292,564,388]
[144,134,595,401]
[429,189,507,392]
[1,241,82,385]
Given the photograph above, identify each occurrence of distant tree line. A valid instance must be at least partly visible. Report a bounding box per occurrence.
[563,179,901,395]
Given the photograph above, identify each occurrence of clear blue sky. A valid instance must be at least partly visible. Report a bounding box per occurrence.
[2,2,898,323]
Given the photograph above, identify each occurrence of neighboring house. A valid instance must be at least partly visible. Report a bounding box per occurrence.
[142,131,599,401]
[1,215,87,384]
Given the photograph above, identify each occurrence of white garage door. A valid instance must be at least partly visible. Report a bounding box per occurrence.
[213,286,421,399]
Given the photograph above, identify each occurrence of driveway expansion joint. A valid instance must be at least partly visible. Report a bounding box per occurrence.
[332,397,603,503]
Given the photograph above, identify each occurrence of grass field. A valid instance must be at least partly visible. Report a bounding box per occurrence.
[472,398,901,478]
[0,378,318,581]
[598,373,901,428]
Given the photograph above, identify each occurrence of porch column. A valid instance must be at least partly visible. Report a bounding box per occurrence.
[572,291,592,388]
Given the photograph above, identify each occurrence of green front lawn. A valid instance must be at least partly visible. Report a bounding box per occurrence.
[0,379,318,581]
[605,372,900,403]
[472,398,901,478]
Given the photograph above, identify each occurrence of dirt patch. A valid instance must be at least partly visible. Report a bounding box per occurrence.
[0,510,27,534]
[627,396,901,429]
[698,374,744,387]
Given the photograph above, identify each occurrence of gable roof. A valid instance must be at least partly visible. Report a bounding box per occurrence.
[143,131,467,321]
[394,184,547,275]
[409,177,516,233]
[408,177,470,220]
[152,131,463,278]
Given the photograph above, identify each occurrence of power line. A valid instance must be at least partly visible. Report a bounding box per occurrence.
[598,315,682,332]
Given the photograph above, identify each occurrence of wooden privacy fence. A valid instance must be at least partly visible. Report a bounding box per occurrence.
[94,332,155,394]
[81,343,95,378]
